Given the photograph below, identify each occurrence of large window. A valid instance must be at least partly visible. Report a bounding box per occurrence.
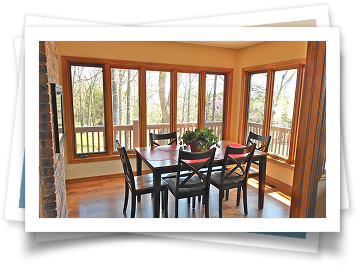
[70,64,106,155]
[146,70,171,146]
[204,73,226,141]
[62,57,233,163]
[244,60,305,163]
[177,72,199,139]
[111,68,139,150]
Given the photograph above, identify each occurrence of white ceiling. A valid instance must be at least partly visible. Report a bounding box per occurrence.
[178,41,264,50]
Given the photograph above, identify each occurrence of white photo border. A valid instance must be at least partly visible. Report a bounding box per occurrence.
[25,26,340,232]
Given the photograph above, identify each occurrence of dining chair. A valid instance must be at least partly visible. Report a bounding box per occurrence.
[225,132,271,201]
[246,131,271,176]
[116,141,169,218]
[149,131,177,147]
[210,144,255,218]
[162,148,216,218]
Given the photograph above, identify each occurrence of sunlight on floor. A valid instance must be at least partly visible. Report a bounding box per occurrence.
[247,178,291,206]
[268,191,291,206]
[247,178,272,190]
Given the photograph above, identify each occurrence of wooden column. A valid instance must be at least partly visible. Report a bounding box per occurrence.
[170,69,178,133]
[139,67,147,147]
[197,70,206,130]
[290,41,326,218]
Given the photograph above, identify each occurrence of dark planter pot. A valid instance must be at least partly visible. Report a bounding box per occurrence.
[189,143,203,152]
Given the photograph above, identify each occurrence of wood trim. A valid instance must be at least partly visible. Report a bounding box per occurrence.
[242,58,307,160]
[263,69,274,136]
[65,170,153,184]
[62,55,233,163]
[242,58,306,73]
[62,56,75,164]
[104,64,113,155]
[62,56,233,74]
[223,70,233,140]
[170,69,178,133]
[139,67,147,147]
[287,63,305,163]
[239,70,250,143]
[290,41,326,218]
[197,70,206,130]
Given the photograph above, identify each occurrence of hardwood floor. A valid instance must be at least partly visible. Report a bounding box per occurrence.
[66,176,290,218]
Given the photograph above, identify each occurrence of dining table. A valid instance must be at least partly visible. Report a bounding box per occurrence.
[135,140,268,218]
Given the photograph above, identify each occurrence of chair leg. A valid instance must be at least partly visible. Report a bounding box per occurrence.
[175,198,179,218]
[161,190,165,211]
[131,193,136,218]
[123,181,129,212]
[243,186,248,215]
[205,194,209,218]
[198,195,201,202]
[225,189,229,201]
[236,187,241,206]
[164,189,168,218]
[219,190,223,218]
[192,196,196,209]
[187,197,190,205]
[138,195,141,202]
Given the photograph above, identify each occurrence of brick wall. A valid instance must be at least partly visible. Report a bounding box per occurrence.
[39,41,67,218]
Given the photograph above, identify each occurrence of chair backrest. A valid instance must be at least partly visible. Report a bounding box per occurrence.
[246,131,271,152]
[176,148,216,194]
[116,141,135,190]
[220,144,256,187]
[150,131,177,147]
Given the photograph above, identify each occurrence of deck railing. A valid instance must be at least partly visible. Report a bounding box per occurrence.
[74,120,223,153]
[248,122,291,159]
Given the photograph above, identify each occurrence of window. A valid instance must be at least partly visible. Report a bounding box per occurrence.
[62,56,233,163]
[177,72,199,139]
[269,69,298,158]
[111,68,139,150]
[146,70,171,145]
[243,59,305,164]
[70,64,106,155]
[204,73,226,141]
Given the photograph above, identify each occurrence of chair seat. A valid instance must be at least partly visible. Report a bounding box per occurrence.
[163,174,206,194]
[210,170,245,187]
[134,174,168,191]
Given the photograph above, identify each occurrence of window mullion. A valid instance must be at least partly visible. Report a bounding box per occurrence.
[170,69,178,134]
[139,67,147,147]
[197,70,206,130]
[104,64,113,155]
[263,68,275,137]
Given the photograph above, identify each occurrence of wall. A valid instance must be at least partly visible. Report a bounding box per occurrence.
[39,41,67,218]
[57,41,307,186]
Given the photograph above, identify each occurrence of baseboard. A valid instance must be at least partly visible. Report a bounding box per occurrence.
[265,175,292,197]
[65,170,152,185]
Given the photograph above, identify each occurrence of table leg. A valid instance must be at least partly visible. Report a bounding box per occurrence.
[258,156,267,210]
[136,152,142,176]
[153,171,161,218]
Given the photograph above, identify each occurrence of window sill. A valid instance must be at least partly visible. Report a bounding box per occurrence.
[267,155,295,170]
[68,150,137,164]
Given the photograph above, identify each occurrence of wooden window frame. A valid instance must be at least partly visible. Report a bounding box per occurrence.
[240,58,306,164]
[62,56,233,164]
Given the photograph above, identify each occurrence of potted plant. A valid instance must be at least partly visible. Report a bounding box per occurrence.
[179,127,220,152]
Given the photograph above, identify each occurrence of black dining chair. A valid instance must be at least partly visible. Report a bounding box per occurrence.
[149,131,177,147]
[116,141,169,218]
[225,132,271,201]
[162,148,216,218]
[246,131,271,177]
[210,144,255,218]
